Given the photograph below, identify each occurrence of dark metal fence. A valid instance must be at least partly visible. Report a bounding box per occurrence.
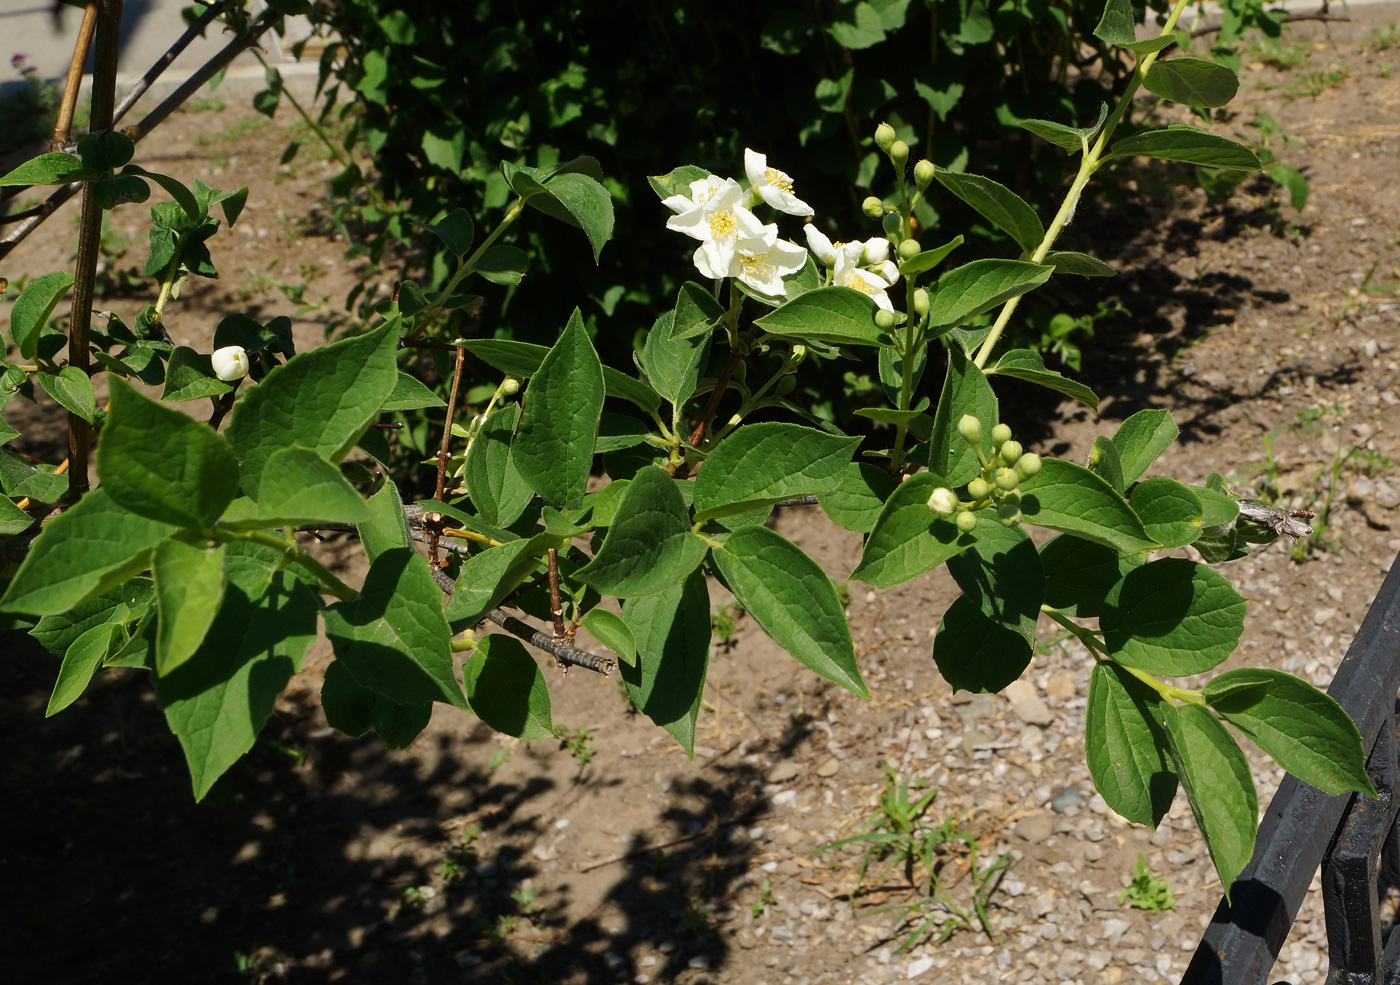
[1181,556,1400,985]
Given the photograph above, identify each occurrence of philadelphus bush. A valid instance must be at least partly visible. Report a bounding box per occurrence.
[0,0,1374,927]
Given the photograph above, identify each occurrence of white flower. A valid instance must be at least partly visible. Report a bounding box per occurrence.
[730,231,808,296]
[664,176,769,280]
[928,487,958,515]
[744,148,813,217]
[861,237,890,265]
[834,247,899,310]
[804,224,837,265]
[211,345,249,381]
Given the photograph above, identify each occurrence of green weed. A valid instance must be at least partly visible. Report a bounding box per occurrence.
[556,726,597,766]
[711,601,745,646]
[751,877,776,917]
[1250,36,1310,70]
[1120,853,1175,912]
[1369,22,1399,52]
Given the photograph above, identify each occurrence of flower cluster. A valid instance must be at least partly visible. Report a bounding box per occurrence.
[928,416,1041,531]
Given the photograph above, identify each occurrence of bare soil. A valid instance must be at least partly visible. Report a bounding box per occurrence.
[3,15,1400,985]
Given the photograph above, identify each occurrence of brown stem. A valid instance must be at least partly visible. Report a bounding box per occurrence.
[51,2,97,152]
[547,548,565,641]
[486,608,615,676]
[1190,10,1346,37]
[427,345,467,567]
[688,329,754,448]
[207,379,242,430]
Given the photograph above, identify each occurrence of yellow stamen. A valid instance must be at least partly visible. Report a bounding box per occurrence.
[709,210,736,237]
[764,167,794,194]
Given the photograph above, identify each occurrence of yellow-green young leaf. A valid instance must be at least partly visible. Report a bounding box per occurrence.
[1018,103,1108,153]
[1130,477,1204,548]
[154,543,319,800]
[1109,126,1262,172]
[987,348,1099,410]
[621,568,711,757]
[1110,409,1179,486]
[1102,558,1247,675]
[380,371,445,412]
[153,539,227,676]
[9,271,74,360]
[576,466,708,597]
[1039,534,1144,618]
[933,168,1044,253]
[464,403,533,527]
[925,259,1053,331]
[1143,57,1239,108]
[1018,458,1157,553]
[235,446,372,528]
[36,367,96,423]
[46,623,121,716]
[754,287,884,347]
[852,472,968,588]
[323,548,467,710]
[1085,663,1177,826]
[225,319,399,498]
[1087,436,1125,494]
[693,423,860,521]
[713,526,867,698]
[818,462,898,534]
[463,634,555,739]
[933,595,1032,693]
[320,659,430,748]
[0,489,179,616]
[512,310,604,509]
[945,517,1042,645]
[580,608,635,666]
[357,480,412,565]
[97,379,239,529]
[927,346,997,486]
[1204,669,1375,798]
[1163,703,1258,902]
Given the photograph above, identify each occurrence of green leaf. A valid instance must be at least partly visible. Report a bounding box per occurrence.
[852,472,968,588]
[933,595,1033,693]
[512,310,604,509]
[226,320,399,498]
[1144,57,1239,108]
[30,579,151,657]
[668,281,726,341]
[1193,484,1239,529]
[1087,435,1125,493]
[530,171,614,262]
[0,494,32,535]
[358,480,412,564]
[153,538,226,676]
[420,123,464,172]
[818,462,898,534]
[381,372,445,411]
[642,309,710,427]
[946,517,1042,645]
[0,448,68,502]
[461,338,661,414]
[1268,161,1308,211]
[622,569,711,756]
[320,659,430,749]
[987,348,1099,409]
[928,346,997,486]
[1,488,179,615]
[754,286,884,347]
[1204,669,1374,798]
[1110,409,1179,486]
[1042,250,1116,277]
[714,526,866,698]
[445,539,547,632]
[160,346,233,401]
[464,403,533,527]
[1162,703,1257,902]
[323,548,467,709]
[1039,534,1144,618]
[926,259,1053,331]
[1019,458,1157,553]
[46,623,120,716]
[237,446,372,527]
[96,379,238,529]
[120,165,202,222]
[1086,662,1178,826]
[933,169,1044,253]
[1131,476,1204,548]
[35,366,96,422]
[577,466,707,597]
[422,208,474,256]
[1094,0,1177,52]
[475,245,529,286]
[897,235,965,278]
[1109,126,1263,171]
[647,165,711,201]
[580,608,635,665]
[828,1,885,48]
[0,151,98,185]
[693,423,859,521]
[1020,119,1091,153]
[463,634,554,739]
[9,271,74,361]
[1102,558,1247,675]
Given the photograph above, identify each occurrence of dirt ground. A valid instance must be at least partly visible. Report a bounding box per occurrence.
[3,13,1400,985]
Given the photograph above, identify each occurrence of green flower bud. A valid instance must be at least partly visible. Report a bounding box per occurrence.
[1016,452,1042,479]
[874,123,896,152]
[967,477,991,501]
[862,196,885,218]
[889,140,910,169]
[913,289,929,317]
[997,504,1023,527]
[1000,439,1023,465]
[995,467,1019,492]
[1000,489,1021,507]
[775,375,797,397]
[897,238,921,261]
[914,159,935,190]
[874,309,898,330]
[881,212,902,241]
[499,377,520,396]
[788,344,807,368]
[955,509,979,534]
[957,414,981,444]
[928,487,958,516]
[991,423,1013,446]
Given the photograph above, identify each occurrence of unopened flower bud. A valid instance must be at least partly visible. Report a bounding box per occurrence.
[862,196,885,218]
[881,212,902,240]
[873,309,898,330]
[211,345,249,381]
[897,238,921,261]
[967,477,991,500]
[788,344,807,367]
[775,375,797,397]
[1000,439,1023,465]
[914,159,935,190]
[499,377,520,396]
[1016,452,1042,479]
[956,510,978,534]
[862,237,890,264]
[998,504,1023,527]
[912,289,929,317]
[1001,489,1021,507]
[874,123,896,152]
[991,423,1013,446]
[889,140,909,169]
[995,467,1019,492]
[928,486,958,515]
[957,414,981,443]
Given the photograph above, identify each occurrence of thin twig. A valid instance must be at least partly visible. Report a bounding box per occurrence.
[111,0,229,124]
[399,338,460,352]
[689,347,745,448]
[207,379,241,430]
[51,1,97,152]
[1190,10,1347,37]
[428,344,467,567]
[486,608,615,676]
[547,548,565,640]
